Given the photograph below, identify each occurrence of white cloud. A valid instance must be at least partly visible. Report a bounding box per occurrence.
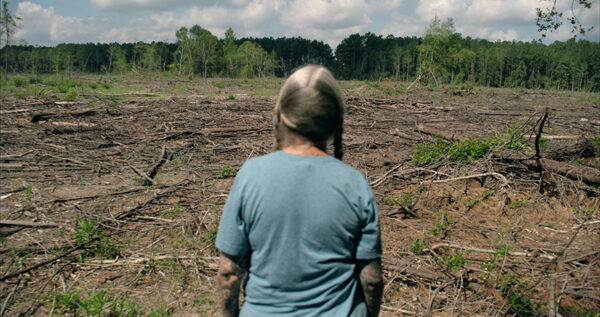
[281,0,371,30]
[415,0,467,23]
[14,1,104,46]
[90,0,195,11]
[10,0,599,48]
[89,0,251,11]
[381,14,424,37]
[459,26,526,42]
[242,0,282,28]
[463,0,537,26]
[95,1,282,43]
[411,0,600,42]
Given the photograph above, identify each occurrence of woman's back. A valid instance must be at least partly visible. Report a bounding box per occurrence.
[217,151,380,316]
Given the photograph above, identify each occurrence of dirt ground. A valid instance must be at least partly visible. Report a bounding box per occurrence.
[1,76,599,316]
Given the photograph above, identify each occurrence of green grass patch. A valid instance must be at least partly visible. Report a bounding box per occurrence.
[29,76,42,84]
[410,239,423,255]
[220,165,236,178]
[251,91,271,97]
[500,272,534,315]
[590,134,600,146]
[414,137,497,165]
[435,252,466,273]
[65,87,78,101]
[11,76,27,87]
[47,289,147,316]
[73,216,119,259]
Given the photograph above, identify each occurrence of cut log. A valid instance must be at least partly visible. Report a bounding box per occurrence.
[54,101,79,105]
[522,158,600,186]
[0,220,58,228]
[30,109,98,123]
[415,124,462,142]
[51,121,96,128]
[474,111,524,116]
[0,150,33,161]
[543,138,597,160]
[0,109,30,115]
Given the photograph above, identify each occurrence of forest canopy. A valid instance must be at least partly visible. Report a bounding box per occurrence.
[1,21,599,92]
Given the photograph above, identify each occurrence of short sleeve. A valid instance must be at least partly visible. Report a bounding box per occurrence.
[355,185,382,260]
[215,172,250,256]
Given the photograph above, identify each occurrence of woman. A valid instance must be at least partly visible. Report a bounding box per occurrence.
[215,65,382,317]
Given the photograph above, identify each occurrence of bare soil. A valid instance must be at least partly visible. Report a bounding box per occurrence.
[1,76,599,316]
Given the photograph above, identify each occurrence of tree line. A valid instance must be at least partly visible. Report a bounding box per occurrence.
[1,20,599,91]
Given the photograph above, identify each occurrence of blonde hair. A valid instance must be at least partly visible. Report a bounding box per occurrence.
[274,65,345,159]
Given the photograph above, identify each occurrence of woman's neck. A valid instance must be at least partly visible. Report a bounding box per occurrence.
[282,143,327,156]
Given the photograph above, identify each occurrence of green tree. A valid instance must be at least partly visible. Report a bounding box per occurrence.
[190,25,220,77]
[223,27,237,77]
[174,26,193,76]
[1,0,20,79]
[236,41,275,78]
[536,0,593,38]
[106,44,123,74]
[417,17,458,86]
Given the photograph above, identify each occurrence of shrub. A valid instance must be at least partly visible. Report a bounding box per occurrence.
[414,138,450,165]
[12,76,27,87]
[590,134,600,146]
[73,216,119,258]
[65,87,77,101]
[227,94,236,100]
[449,138,497,163]
[414,136,498,166]
[502,122,526,150]
[29,76,41,84]
[213,81,225,89]
[220,165,236,178]
[411,239,423,255]
[44,76,61,87]
[87,82,98,89]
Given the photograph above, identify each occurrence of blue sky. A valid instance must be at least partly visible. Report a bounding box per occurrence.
[9,0,600,48]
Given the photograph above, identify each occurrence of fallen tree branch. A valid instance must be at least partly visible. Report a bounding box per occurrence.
[81,255,218,267]
[129,164,156,185]
[381,305,416,315]
[147,146,167,180]
[415,124,462,142]
[51,121,96,128]
[427,243,556,260]
[383,257,451,282]
[0,150,34,161]
[526,134,580,140]
[30,109,98,123]
[521,158,600,186]
[425,281,453,317]
[562,289,600,302]
[0,237,99,282]
[0,108,30,115]
[0,220,58,228]
[406,74,422,90]
[0,181,192,282]
[422,172,509,187]
[534,109,549,192]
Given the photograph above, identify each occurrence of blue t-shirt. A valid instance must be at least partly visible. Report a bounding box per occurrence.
[215,151,381,316]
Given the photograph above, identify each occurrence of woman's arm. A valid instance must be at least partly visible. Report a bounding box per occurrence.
[357,258,383,317]
[217,251,248,317]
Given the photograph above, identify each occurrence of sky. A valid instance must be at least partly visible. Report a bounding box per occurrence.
[8,0,600,49]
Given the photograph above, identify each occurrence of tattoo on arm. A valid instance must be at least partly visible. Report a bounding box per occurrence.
[218,252,248,317]
[358,258,383,317]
